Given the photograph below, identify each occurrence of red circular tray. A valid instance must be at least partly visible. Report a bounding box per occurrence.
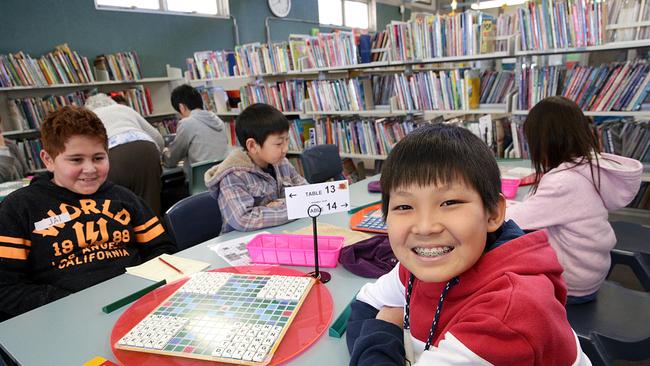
[111,265,333,365]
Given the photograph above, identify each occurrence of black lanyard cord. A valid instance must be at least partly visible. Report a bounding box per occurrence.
[403,273,460,351]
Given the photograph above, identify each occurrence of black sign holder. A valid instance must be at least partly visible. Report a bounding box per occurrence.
[307,204,331,283]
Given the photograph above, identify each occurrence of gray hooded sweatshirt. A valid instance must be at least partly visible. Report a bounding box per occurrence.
[163,109,230,168]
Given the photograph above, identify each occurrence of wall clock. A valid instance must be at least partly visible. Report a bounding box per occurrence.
[268,0,291,17]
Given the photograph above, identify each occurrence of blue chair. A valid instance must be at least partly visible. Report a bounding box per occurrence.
[300,144,344,183]
[609,221,650,291]
[164,192,222,251]
[189,159,221,196]
[566,281,650,365]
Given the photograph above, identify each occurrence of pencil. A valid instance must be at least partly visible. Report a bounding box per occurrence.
[159,257,184,274]
[101,279,167,314]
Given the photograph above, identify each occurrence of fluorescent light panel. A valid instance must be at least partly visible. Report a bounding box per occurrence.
[470,0,527,10]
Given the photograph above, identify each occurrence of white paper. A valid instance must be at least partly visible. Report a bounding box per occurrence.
[207,232,270,266]
[125,254,210,283]
[479,114,493,147]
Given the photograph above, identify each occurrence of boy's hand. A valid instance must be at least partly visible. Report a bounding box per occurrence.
[266,199,285,208]
[376,306,404,329]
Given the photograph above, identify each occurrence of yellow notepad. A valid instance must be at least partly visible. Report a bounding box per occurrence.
[125,254,210,283]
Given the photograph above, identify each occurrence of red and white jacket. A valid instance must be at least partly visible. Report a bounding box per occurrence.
[355,230,591,365]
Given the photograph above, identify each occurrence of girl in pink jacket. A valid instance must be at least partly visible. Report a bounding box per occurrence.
[506,96,643,304]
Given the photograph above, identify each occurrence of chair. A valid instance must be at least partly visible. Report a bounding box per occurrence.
[566,281,650,366]
[189,159,221,196]
[300,144,344,183]
[608,221,650,291]
[164,191,222,251]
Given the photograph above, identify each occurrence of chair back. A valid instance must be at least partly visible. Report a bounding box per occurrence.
[566,281,650,365]
[609,221,650,291]
[300,144,344,183]
[164,191,222,251]
[189,159,220,195]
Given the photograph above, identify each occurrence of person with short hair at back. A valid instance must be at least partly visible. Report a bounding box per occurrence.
[506,96,642,304]
[163,84,229,172]
[204,103,307,233]
[346,124,590,365]
[0,106,175,320]
[85,93,165,215]
[0,117,29,183]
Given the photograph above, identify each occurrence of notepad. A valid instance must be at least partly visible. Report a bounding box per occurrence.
[125,254,210,283]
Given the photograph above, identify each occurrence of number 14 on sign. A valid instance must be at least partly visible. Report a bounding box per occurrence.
[285,180,351,220]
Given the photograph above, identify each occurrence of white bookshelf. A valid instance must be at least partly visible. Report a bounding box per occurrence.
[0,77,180,92]
[515,39,650,57]
[512,109,650,118]
[0,74,183,148]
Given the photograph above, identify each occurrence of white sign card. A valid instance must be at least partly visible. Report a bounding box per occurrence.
[285,180,351,220]
[479,114,493,147]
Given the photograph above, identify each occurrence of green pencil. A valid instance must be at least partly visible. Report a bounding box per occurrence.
[102,279,167,314]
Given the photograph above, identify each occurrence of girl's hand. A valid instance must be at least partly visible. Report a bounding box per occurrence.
[376,306,404,329]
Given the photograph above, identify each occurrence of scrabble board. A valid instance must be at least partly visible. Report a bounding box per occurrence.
[115,272,315,365]
[350,203,388,234]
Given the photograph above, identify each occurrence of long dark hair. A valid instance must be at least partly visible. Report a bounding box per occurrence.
[524,96,601,194]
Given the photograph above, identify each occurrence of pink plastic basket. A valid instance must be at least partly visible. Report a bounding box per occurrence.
[501,178,521,199]
[247,234,344,268]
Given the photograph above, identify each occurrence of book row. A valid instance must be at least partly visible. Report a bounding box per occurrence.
[0,44,143,88]
[93,51,143,81]
[517,60,650,111]
[10,86,153,130]
[0,44,94,88]
[517,0,607,51]
[388,11,511,62]
[392,69,514,111]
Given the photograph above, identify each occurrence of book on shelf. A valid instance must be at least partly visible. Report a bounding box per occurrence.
[11,91,87,130]
[391,69,513,111]
[370,30,389,62]
[189,50,233,80]
[240,80,304,112]
[288,35,309,71]
[305,78,369,112]
[151,117,179,136]
[607,0,650,43]
[597,118,650,163]
[16,139,45,171]
[479,14,497,54]
[517,60,650,111]
[108,86,153,116]
[628,181,650,209]
[94,50,142,81]
[196,85,231,114]
[517,0,607,51]
[0,44,94,87]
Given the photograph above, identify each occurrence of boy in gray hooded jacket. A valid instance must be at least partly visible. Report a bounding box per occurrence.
[163,84,230,169]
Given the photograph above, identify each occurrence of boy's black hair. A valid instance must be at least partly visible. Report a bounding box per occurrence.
[235,103,289,148]
[380,123,501,219]
[170,84,204,112]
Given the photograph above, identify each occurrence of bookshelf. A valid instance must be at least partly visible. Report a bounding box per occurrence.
[0,77,180,133]
[179,7,650,222]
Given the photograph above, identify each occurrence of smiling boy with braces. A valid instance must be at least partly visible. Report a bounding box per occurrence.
[346,124,591,366]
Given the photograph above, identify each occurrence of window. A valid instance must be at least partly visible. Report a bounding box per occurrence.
[95,0,230,18]
[318,0,375,30]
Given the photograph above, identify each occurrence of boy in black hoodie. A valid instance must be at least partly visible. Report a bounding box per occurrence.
[0,106,175,320]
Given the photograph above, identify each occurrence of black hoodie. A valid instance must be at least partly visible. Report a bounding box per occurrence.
[0,173,175,318]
